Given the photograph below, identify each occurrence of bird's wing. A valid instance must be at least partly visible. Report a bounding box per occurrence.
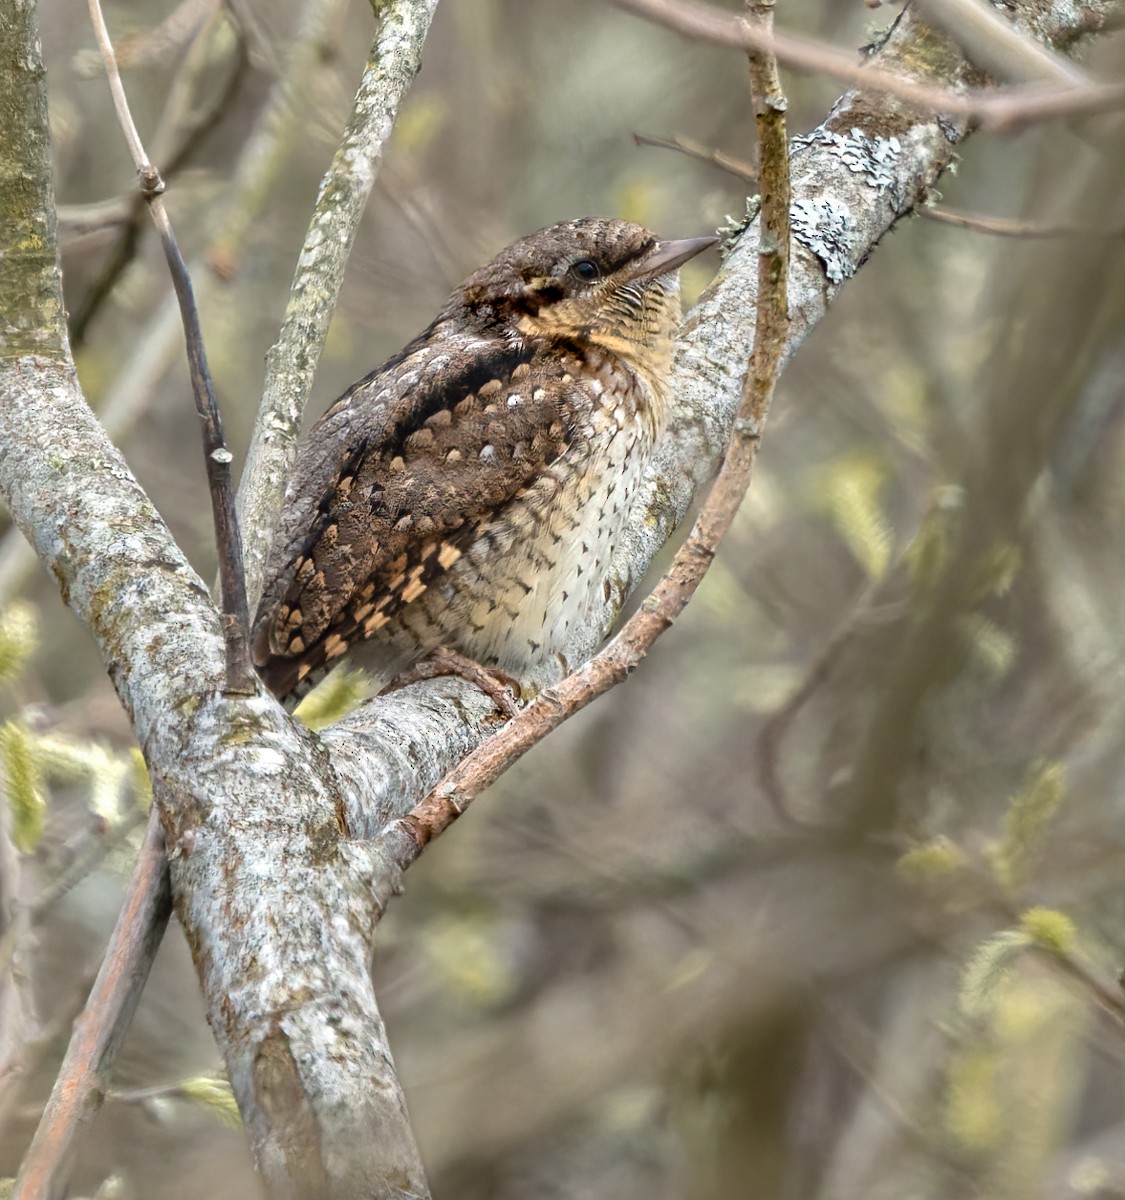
[252,333,580,699]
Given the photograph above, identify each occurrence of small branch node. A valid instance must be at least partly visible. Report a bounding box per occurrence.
[138,166,166,197]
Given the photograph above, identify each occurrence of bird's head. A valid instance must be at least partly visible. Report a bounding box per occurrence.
[458,217,716,368]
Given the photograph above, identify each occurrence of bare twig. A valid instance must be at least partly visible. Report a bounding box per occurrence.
[72,0,220,75]
[635,126,1125,242]
[821,1002,979,1179]
[1036,942,1125,1028]
[70,5,247,345]
[85,0,253,694]
[56,196,133,240]
[633,130,757,183]
[757,579,889,827]
[0,971,97,1137]
[914,0,1090,86]
[918,204,1125,238]
[374,0,792,884]
[0,786,30,1125]
[609,0,1125,132]
[30,809,147,923]
[967,872,1125,1028]
[11,811,172,1200]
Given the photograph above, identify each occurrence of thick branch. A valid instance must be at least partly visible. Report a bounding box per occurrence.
[0,0,68,360]
[0,354,494,1199]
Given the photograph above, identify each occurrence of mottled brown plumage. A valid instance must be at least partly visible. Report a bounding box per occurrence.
[252,217,715,701]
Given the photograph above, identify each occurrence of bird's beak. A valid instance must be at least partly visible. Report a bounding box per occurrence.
[624,234,719,283]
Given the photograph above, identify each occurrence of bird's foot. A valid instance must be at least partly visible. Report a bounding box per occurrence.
[386,648,522,719]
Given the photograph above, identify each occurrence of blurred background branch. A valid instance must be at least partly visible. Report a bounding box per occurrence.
[610,0,1125,129]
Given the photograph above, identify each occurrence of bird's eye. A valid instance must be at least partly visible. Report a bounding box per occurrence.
[569,259,601,283]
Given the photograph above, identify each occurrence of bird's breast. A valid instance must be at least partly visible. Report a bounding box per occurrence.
[393,356,662,682]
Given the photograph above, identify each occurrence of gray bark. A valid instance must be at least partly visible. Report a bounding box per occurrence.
[0,0,68,360]
[0,355,495,1198]
[0,0,1116,1195]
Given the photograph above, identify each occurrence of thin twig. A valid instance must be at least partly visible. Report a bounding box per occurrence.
[56,196,133,240]
[633,130,757,184]
[31,809,147,923]
[72,0,220,75]
[970,873,1125,1028]
[635,127,1125,241]
[918,204,1125,238]
[0,971,97,1137]
[1037,942,1125,1028]
[821,1002,980,1181]
[914,0,1089,86]
[374,0,792,884]
[70,10,248,343]
[11,811,172,1200]
[757,578,888,827]
[85,0,254,694]
[609,0,1125,132]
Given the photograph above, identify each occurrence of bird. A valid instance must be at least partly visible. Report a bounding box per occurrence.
[252,217,716,704]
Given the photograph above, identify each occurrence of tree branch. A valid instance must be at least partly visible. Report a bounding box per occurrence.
[367,0,1122,874]
[636,124,1125,241]
[11,812,171,1200]
[552,0,1116,685]
[237,0,441,612]
[609,0,1125,131]
[914,0,1091,86]
[0,0,68,361]
[86,0,253,693]
[0,352,475,1197]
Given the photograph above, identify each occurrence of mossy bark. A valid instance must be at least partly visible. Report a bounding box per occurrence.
[0,0,68,361]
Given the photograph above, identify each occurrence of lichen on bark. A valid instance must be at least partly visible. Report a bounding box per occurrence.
[0,0,68,361]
